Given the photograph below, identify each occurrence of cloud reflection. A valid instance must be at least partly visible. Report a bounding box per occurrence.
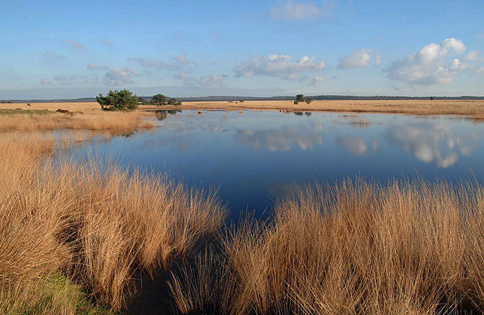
[388,122,478,168]
[236,126,323,151]
[337,137,369,156]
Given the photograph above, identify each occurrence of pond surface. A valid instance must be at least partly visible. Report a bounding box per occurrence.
[73,110,484,220]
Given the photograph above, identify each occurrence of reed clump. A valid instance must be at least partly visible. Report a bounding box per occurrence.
[0,110,153,133]
[0,134,227,313]
[170,180,484,314]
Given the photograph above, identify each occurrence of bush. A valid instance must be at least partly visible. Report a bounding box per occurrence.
[96,89,139,111]
[167,98,182,106]
[305,98,312,104]
[151,94,167,106]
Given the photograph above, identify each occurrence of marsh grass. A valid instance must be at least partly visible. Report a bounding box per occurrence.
[0,134,227,313]
[0,110,153,133]
[170,180,484,314]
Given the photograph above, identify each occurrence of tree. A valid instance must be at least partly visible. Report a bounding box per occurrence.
[151,94,167,106]
[138,97,147,105]
[296,94,305,102]
[167,98,182,105]
[305,98,312,104]
[96,89,139,111]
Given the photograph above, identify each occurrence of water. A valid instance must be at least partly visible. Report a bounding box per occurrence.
[72,110,484,219]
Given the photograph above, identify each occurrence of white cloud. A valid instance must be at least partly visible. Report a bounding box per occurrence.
[235,54,324,80]
[310,76,324,86]
[270,0,321,20]
[176,54,195,65]
[375,54,382,66]
[103,68,138,86]
[386,38,468,86]
[465,50,484,62]
[65,39,85,51]
[87,63,108,70]
[338,49,372,69]
[131,54,195,70]
[130,57,173,69]
[198,74,227,87]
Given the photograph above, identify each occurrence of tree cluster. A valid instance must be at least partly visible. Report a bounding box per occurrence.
[150,94,182,106]
[294,94,312,104]
[96,89,139,111]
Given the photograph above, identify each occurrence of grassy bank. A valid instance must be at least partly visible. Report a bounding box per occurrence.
[0,133,226,313]
[170,180,484,314]
[0,108,153,134]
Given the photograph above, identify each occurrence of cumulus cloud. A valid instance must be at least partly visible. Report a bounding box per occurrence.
[388,122,479,168]
[386,38,468,86]
[465,50,484,62]
[235,54,324,80]
[375,54,382,66]
[310,76,324,86]
[270,0,321,20]
[65,39,85,51]
[176,53,195,65]
[103,68,138,86]
[198,74,228,87]
[338,49,372,69]
[87,63,108,70]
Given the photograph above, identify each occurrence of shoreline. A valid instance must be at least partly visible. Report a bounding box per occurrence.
[2,99,484,121]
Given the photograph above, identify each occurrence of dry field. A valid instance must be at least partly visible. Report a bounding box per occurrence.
[5,99,484,120]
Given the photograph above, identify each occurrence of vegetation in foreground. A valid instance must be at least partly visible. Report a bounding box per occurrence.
[2,110,484,314]
[0,133,227,314]
[170,180,484,314]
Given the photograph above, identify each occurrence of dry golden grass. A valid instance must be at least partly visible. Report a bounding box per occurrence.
[170,179,484,314]
[0,134,227,313]
[0,110,153,134]
[141,99,484,121]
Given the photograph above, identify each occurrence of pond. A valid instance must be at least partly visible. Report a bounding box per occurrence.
[72,110,484,220]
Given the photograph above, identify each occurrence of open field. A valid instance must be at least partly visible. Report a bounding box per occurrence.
[4,99,484,121]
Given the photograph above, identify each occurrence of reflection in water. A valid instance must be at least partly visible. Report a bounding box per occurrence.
[236,127,323,151]
[75,110,484,218]
[338,137,369,156]
[388,122,479,168]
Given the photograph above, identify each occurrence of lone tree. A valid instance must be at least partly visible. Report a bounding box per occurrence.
[97,89,139,111]
[151,94,167,106]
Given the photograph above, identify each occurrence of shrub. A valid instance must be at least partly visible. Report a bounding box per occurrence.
[96,89,139,111]
[151,94,167,106]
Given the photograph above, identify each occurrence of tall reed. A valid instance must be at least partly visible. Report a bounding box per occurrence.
[170,179,484,314]
[0,133,227,313]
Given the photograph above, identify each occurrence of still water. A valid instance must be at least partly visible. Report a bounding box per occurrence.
[74,110,484,219]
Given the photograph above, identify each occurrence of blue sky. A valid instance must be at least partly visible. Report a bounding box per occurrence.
[1,0,484,99]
